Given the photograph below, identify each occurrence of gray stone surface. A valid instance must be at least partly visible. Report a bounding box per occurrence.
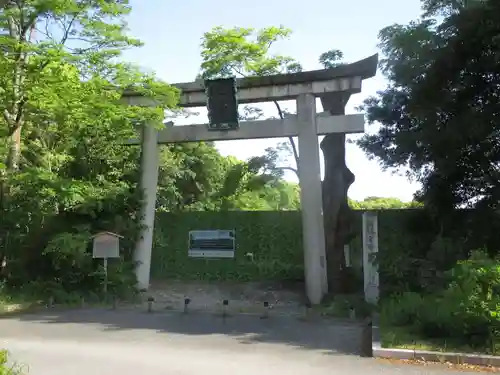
[1,309,480,375]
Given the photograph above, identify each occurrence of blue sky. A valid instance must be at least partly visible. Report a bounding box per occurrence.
[122,0,423,201]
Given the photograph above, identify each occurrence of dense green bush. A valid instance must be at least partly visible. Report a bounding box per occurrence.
[381,250,500,350]
[1,169,142,302]
[151,211,304,281]
[150,209,500,290]
[0,350,22,375]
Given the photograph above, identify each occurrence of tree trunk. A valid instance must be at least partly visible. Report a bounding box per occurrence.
[320,93,355,294]
[7,126,22,171]
[4,6,35,171]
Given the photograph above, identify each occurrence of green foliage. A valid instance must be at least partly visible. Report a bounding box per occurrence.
[151,211,304,281]
[318,49,344,68]
[421,0,487,17]
[381,250,500,352]
[349,197,422,210]
[0,0,177,299]
[248,142,299,180]
[156,141,301,212]
[0,350,22,375]
[200,26,301,79]
[147,207,425,285]
[373,208,500,297]
[0,10,304,301]
[358,0,500,213]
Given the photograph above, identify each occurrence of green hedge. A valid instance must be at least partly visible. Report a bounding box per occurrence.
[151,211,304,281]
[150,209,418,283]
[151,209,500,289]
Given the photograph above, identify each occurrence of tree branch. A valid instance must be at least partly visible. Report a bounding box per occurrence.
[275,166,299,177]
[273,100,300,173]
[59,13,80,45]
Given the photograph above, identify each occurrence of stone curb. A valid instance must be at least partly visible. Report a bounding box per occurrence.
[372,326,500,367]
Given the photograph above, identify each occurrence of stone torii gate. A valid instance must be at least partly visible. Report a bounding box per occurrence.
[123,54,378,305]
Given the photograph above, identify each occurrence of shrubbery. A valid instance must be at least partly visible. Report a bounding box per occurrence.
[381,250,500,351]
[0,351,22,375]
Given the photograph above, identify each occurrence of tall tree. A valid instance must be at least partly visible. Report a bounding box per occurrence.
[0,1,178,288]
[0,1,145,171]
[357,0,500,215]
[317,50,357,293]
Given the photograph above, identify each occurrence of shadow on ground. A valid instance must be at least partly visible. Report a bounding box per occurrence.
[6,308,365,356]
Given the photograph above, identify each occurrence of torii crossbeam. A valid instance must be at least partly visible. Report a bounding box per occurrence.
[123,54,378,305]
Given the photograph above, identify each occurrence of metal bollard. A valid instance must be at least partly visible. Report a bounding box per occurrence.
[304,301,312,320]
[222,299,229,318]
[261,301,270,319]
[147,297,155,313]
[349,307,356,320]
[184,298,190,314]
[48,296,54,309]
[360,317,373,357]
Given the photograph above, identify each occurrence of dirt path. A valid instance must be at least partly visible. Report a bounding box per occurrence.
[140,280,307,315]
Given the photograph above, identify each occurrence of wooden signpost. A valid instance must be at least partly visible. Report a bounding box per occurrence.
[91,232,122,296]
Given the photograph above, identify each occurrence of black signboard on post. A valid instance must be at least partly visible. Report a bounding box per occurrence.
[205,77,239,131]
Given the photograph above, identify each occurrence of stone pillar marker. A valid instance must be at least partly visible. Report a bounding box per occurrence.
[362,211,379,303]
[123,54,379,304]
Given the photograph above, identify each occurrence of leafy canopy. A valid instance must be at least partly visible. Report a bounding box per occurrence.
[357,0,500,210]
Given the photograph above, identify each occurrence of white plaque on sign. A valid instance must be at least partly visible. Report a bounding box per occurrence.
[362,212,379,304]
[188,230,235,258]
[92,232,122,259]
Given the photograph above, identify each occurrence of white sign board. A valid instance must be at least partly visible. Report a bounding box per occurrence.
[362,212,379,304]
[92,232,121,259]
[188,230,235,258]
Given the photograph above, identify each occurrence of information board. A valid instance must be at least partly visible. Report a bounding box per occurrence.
[92,232,121,259]
[188,230,235,258]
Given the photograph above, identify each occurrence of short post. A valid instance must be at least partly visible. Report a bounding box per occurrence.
[222,299,229,318]
[261,301,270,319]
[48,296,54,309]
[361,317,373,357]
[349,306,356,320]
[80,296,86,308]
[103,257,108,299]
[304,301,312,320]
[147,296,155,313]
[184,298,190,314]
[112,296,118,310]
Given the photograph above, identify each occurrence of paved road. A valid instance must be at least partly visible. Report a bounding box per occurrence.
[1,309,478,374]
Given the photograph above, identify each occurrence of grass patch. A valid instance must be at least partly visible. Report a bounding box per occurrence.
[381,324,500,355]
[0,284,136,316]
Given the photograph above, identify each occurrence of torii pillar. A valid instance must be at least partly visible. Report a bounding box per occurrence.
[123,54,378,305]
